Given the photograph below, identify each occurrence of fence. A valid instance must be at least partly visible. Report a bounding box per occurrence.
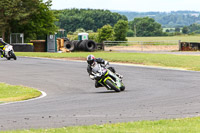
[10,33,24,44]
[103,40,180,51]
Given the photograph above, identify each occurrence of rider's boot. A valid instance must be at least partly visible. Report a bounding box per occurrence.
[95,81,102,88]
[0,50,3,58]
[0,52,3,58]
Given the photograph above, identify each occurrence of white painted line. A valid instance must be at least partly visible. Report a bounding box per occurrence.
[110,62,198,72]
[0,90,47,106]
[20,56,200,72]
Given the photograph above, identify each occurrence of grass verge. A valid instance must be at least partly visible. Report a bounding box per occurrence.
[2,117,200,133]
[16,52,200,71]
[0,83,42,103]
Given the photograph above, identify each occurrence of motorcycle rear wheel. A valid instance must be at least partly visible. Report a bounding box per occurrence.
[105,79,120,92]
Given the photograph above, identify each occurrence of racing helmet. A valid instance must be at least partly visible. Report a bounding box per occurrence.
[87,55,95,65]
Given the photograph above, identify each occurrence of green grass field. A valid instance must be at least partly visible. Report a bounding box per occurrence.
[16,52,200,71]
[2,117,200,133]
[0,83,42,103]
[127,35,200,42]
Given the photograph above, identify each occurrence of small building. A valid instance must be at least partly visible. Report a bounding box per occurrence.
[78,33,89,41]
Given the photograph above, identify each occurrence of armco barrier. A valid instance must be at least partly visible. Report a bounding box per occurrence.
[12,44,34,52]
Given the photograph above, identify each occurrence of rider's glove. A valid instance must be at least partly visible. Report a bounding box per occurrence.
[104,61,109,66]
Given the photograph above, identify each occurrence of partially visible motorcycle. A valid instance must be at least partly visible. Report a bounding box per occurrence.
[2,44,17,60]
[91,64,125,92]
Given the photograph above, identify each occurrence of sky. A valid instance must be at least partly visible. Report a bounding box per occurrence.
[49,0,200,12]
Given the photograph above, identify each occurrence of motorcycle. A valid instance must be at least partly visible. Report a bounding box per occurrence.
[91,64,125,92]
[2,44,17,60]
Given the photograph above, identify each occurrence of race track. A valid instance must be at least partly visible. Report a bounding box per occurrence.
[0,57,200,131]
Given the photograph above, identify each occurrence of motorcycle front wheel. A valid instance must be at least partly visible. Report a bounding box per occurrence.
[11,51,17,60]
[120,85,125,91]
[105,79,120,92]
[120,82,125,91]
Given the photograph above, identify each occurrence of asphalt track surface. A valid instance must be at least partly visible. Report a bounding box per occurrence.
[0,57,200,131]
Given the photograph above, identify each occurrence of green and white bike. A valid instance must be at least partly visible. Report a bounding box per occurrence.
[91,64,125,92]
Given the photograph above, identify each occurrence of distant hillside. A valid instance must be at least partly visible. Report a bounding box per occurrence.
[114,10,200,28]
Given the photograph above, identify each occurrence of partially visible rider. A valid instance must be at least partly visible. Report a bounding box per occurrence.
[0,38,8,58]
[87,55,123,88]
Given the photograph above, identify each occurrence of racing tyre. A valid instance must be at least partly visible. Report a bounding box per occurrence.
[13,55,17,60]
[120,82,125,91]
[11,51,17,60]
[120,85,125,91]
[65,41,75,51]
[85,40,96,52]
[105,79,120,92]
[12,52,17,60]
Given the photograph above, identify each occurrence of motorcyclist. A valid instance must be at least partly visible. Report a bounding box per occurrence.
[87,54,123,88]
[0,38,8,58]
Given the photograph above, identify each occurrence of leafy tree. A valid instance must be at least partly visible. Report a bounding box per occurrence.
[73,28,86,35]
[0,0,40,40]
[114,20,128,41]
[86,30,94,33]
[126,29,134,37]
[10,0,58,42]
[88,33,98,42]
[97,25,114,43]
[175,27,180,32]
[0,0,57,42]
[129,17,163,37]
[188,23,200,33]
[182,26,189,34]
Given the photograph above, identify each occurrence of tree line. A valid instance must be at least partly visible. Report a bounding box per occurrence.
[117,10,200,28]
[53,8,127,33]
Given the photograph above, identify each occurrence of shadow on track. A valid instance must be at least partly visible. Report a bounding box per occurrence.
[94,90,128,94]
